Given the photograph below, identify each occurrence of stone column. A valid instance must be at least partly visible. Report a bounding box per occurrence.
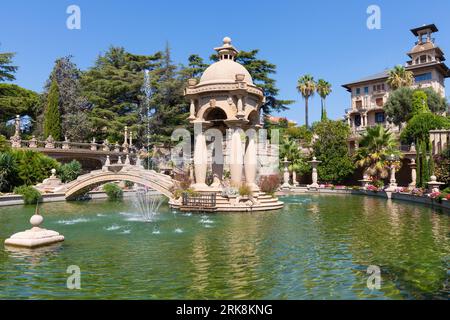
[281,157,291,189]
[389,164,397,188]
[193,129,208,190]
[308,157,322,190]
[408,158,417,188]
[10,115,22,148]
[229,127,244,187]
[244,130,258,191]
[188,99,196,120]
[292,170,297,186]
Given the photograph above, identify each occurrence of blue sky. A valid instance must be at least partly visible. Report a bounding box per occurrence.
[1,0,449,125]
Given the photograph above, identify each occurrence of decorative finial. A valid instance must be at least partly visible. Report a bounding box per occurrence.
[223,36,232,45]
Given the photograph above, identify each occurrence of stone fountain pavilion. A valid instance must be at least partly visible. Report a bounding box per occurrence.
[170,37,283,212]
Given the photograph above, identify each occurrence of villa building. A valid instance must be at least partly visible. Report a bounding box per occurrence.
[343,24,450,152]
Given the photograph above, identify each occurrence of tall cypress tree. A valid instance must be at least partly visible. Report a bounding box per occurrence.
[43,78,62,140]
[416,141,422,187]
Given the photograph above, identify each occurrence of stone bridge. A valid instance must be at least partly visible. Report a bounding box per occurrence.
[37,159,176,200]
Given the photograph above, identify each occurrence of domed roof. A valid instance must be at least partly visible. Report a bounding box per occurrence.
[411,41,435,54]
[199,59,253,85]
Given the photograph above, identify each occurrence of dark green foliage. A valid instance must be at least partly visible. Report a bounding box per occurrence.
[434,148,450,188]
[411,90,429,115]
[13,186,42,204]
[312,120,355,183]
[81,46,161,143]
[0,83,39,123]
[43,79,62,140]
[0,134,9,152]
[400,113,450,146]
[103,183,123,201]
[14,150,59,187]
[0,48,18,81]
[418,141,429,188]
[146,45,189,144]
[0,152,19,192]
[185,54,208,79]
[207,50,293,114]
[385,87,447,125]
[38,56,92,141]
[58,160,82,183]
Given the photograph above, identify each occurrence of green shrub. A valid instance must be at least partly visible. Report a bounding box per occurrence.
[124,181,134,188]
[14,185,42,204]
[238,184,252,197]
[0,135,10,152]
[103,183,123,201]
[58,160,82,183]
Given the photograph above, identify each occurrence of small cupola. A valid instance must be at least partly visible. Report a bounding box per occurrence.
[214,37,239,61]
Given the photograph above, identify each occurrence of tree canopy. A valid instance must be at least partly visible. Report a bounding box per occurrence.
[0,48,18,82]
[312,120,354,183]
[0,83,39,123]
[81,47,161,142]
[384,87,447,125]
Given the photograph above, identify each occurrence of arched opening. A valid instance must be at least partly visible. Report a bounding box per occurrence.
[204,107,227,122]
[247,110,260,126]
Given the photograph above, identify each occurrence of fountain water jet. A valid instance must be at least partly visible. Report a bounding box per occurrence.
[133,187,164,222]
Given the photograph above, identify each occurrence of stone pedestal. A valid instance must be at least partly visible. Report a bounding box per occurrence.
[427,175,444,193]
[4,206,64,248]
[385,164,398,192]
[307,157,322,190]
[281,157,291,189]
[409,159,417,188]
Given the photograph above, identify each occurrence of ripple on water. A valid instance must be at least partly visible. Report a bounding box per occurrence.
[57,218,89,225]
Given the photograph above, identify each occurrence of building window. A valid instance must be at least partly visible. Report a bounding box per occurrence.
[415,72,432,82]
[364,86,369,94]
[356,88,361,95]
[420,55,427,63]
[354,114,361,127]
[375,112,385,123]
[376,98,383,106]
[355,100,362,108]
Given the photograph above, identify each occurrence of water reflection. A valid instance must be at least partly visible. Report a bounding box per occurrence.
[0,196,448,299]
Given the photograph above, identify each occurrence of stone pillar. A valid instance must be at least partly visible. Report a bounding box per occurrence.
[122,126,129,153]
[10,115,22,148]
[281,157,291,189]
[45,135,55,149]
[308,157,322,190]
[188,99,196,120]
[129,132,133,150]
[389,164,397,188]
[28,136,37,148]
[229,127,244,187]
[409,158,417,188]
[244,131,258,191]
[292,170,297,186]
[193,129,208,190]
[91,138,97,151]
[427,175,444,193]
[62,136,70,150]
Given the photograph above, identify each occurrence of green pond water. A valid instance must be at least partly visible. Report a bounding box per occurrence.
[0,194,448,300]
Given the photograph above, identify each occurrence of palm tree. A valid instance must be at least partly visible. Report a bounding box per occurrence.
[386,65,414,90]
[297,75,316,129]
[316,79,332,121]
[355,125,402,181]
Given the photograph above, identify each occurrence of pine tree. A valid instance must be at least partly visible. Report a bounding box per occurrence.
[147,44,189,145]
[81,46,161,143]
[0,47,18,82]
[43,79,62,140]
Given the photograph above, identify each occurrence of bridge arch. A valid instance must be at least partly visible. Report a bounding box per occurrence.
[64,168,174,200]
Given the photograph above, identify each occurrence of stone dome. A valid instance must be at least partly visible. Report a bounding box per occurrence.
[199,59,253,85]
[198,37,254,85]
